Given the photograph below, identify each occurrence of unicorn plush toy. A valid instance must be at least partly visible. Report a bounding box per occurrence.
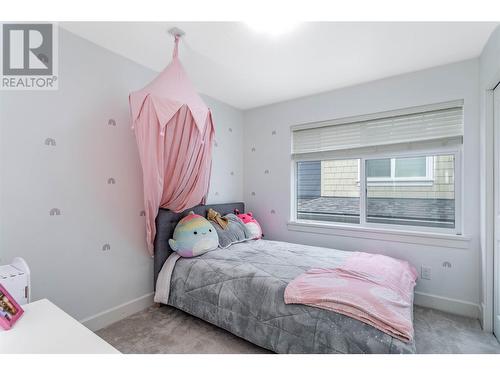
[169,212,219,257]
[234,210,262,240]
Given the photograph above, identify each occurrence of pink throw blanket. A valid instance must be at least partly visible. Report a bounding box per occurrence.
[284,252,418,342]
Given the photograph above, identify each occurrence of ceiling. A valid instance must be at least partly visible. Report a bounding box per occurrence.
[61,22,498,110]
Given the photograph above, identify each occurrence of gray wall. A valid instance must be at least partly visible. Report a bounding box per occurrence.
[243,59,481,315]
[0,29,244,321]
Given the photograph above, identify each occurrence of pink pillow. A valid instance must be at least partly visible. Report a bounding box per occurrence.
[235,209,262,240]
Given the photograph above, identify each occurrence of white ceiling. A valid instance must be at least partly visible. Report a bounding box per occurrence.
[61,22,498,110]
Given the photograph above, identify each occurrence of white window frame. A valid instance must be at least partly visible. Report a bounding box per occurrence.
[292,144,462,236]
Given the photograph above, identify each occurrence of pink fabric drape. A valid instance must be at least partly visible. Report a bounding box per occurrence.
[284,252,417,342]
[129,37,215,255]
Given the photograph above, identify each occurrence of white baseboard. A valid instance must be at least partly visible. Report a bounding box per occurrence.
[414,291,481,319]
[79,291,479,331]
[80,292,154,332]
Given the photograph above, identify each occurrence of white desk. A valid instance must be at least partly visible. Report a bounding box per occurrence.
[0,299,120,354]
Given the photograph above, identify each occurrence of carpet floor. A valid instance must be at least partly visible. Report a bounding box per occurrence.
[96,305,500,354]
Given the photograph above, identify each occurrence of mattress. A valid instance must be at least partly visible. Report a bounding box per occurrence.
[164,239,416,354]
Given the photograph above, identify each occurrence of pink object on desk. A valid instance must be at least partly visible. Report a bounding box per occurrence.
[284,252,417,342]
[0,283,24,330]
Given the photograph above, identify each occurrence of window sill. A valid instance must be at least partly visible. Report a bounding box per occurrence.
[286,220,471,249]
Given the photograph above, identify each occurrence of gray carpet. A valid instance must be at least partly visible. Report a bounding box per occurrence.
[96,304,500,354]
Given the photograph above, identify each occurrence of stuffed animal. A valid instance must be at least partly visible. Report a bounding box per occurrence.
[169,212,219,257]
[234,209,263,240]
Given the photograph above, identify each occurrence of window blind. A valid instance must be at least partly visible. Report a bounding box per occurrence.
[292,106,463,156]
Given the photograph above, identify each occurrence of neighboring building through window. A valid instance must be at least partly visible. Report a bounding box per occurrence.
[366,156,433,184]
[298,155,455,229]
[292,102,463,233]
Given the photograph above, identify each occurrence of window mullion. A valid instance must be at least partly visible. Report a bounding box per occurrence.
[426,156,434,179]
[360,158,367,225]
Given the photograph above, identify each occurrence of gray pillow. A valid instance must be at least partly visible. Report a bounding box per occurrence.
[211,214,252,249]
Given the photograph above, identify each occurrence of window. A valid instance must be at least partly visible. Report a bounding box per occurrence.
[297,159,360,224]
[365,156,434,185]
[366,158,391,178]
[292,102,463,234]
[365,154,455,229]
[395,157,427,178]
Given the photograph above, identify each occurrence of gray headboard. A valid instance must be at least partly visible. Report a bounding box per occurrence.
[153,202,245,288]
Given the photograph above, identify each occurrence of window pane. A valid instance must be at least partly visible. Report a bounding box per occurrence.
[366,158,391,178]
[366,155,454,229]
[297,161,321,199]
[395,156,427,178]
[297,159,360,224]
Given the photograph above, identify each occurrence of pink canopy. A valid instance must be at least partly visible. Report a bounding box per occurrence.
[129,36,215,255]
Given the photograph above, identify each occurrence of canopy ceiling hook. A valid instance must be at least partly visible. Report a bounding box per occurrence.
[168,27,186,59]
[173,35,179,58]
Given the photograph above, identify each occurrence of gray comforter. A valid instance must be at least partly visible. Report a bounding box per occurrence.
[166,239,416,354]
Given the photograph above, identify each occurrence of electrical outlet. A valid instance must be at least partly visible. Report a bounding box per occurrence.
[421,266,432,280]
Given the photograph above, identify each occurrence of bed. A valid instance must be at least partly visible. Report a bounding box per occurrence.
[154,202,416,354]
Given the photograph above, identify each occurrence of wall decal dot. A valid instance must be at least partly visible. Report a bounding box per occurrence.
[44,138,56,146]
[251,192,256,196]
[230,171,234,176]
[264,169,270,174]
[49,208,61,216]
[215,191,219,196]
[272,130,276,135]
[228,128,233,132]
[214,140,218,147]
[107,177,116,184]
[271,209,276,214]
[102,243,111,251]
[108,119,116,126]
[140,210,146,216]
[251,147,256,152]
